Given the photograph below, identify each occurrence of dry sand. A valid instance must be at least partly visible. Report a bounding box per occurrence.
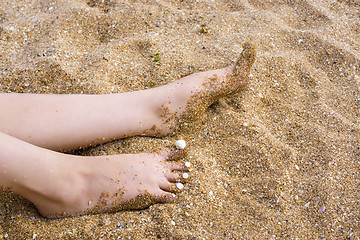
[0,0,359,239]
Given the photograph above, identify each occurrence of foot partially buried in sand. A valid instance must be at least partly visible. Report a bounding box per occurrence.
[142,41,257,136]
[2,42,256,218]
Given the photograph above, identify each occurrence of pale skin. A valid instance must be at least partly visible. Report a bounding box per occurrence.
[0,42,256,218]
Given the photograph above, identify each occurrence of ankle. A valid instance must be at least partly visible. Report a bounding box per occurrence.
[15,155,91,217]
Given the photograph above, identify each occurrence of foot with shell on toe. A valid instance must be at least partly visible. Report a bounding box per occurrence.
[12,146,189,218]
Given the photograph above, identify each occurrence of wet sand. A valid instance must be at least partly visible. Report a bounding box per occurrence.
[0,0,359,239]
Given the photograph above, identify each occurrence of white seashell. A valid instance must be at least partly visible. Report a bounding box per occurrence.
[175,140,186,149]
[176,183,184,190]
[184,162,191,168]
[182,173,189,179]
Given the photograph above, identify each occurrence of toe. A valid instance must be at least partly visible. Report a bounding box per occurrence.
[159,180,176,193]
[242,41,257,67]
[152,190,175,203]
[158,148,187,161]
[168,147,188,161]
[165,172,182,183]
[235,41,256,74]
[166,162,189,171]
[159,177,186,193]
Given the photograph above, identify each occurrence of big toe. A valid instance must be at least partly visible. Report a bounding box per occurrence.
[242,41,257,67]
[234,41,257,75]
[158,148,187,161]
[152,189,175,203]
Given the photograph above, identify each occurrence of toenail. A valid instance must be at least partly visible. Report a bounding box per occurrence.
[176,183,184,190]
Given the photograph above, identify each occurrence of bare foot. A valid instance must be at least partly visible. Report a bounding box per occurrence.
[144,41,256,136]
[13,149,188,218]
[0,42,255,151]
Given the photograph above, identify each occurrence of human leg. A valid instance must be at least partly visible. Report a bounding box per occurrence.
[0,42,256,151]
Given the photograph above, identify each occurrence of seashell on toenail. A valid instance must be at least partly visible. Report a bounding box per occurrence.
[176,183,184,190]
[175,140,186,149]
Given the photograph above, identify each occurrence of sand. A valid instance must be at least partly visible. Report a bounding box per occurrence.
[0,0,359,239]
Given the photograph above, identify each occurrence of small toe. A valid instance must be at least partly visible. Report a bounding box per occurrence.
[166,162,189,171]
[159,180,176,193]
[165,172,182,183]
[152,189,175,203]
